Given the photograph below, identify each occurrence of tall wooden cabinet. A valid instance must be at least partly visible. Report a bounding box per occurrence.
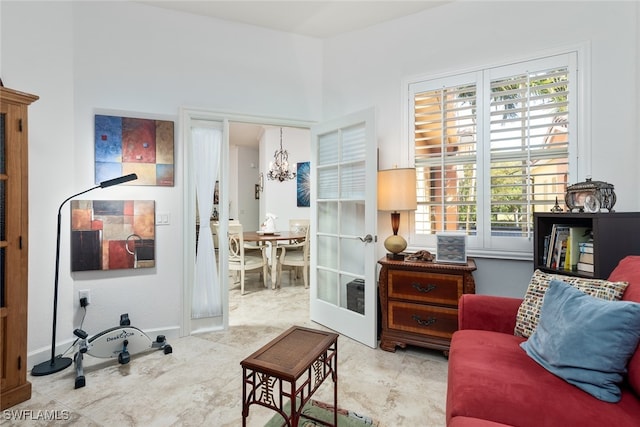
[1,86,38,410]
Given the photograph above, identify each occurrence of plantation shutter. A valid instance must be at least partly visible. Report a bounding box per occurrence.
[410,52,576,256]
[486,55,571,246]
[412,72,479,242]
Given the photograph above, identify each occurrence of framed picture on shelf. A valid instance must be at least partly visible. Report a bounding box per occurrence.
[436,233,467,264]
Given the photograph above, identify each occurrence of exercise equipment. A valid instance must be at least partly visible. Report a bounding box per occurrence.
[72,313,172,389]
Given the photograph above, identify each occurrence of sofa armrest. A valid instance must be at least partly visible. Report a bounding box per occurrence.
[458,294,523,334]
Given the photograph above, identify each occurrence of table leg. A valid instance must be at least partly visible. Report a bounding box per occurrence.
[271,244,278,289]
[334,343,338,427]
[291,382,298,427]
[242,368,248,427]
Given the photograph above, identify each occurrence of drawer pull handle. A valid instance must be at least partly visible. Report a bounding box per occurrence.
[412,283,437,293]
[412,315,437,327]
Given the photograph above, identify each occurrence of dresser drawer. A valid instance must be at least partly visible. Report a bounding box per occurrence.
[388,270,462,306]
[388,301,458,339]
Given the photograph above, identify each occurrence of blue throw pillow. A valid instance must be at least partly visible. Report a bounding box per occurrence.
[520,279,640,402]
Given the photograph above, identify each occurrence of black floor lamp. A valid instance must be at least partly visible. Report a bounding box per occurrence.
[32,173,138,376]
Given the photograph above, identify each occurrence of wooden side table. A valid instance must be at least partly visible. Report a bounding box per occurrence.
[378,257,476,355]
[241,326,338,426]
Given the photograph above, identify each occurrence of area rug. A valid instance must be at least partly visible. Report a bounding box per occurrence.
[264,399,379,426]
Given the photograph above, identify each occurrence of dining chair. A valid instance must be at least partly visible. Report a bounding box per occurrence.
[288,219,310,239]
[227,223,268,295]
[212,219,241,250]
[278,219,309,280]
[277,224,310,288]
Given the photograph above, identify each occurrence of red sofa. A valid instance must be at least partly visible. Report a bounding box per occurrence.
[446,256,640,427]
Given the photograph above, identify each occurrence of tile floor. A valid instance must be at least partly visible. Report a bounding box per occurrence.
[3,273,449,426]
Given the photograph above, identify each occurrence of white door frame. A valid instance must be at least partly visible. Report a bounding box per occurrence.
[181,107,314,336]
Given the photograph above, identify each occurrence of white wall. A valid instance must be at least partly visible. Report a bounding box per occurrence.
[260,126,311,229]
[235,145,260,229]
[322,0,639,297]
[1,1,78,364]
[1,1,322,366]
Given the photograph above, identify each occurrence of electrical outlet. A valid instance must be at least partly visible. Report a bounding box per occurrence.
[79,289,91,307]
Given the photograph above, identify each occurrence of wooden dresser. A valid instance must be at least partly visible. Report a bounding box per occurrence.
[378,257,476,355]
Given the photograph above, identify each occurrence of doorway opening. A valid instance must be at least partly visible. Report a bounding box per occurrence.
[181,108,313,336]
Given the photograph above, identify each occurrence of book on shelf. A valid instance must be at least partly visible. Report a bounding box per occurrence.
[564,237,573,270]
[550,225,570,270]
[542,234,551,266]
[545,234,554,268]
[545,224,562,268]
[579,241,594,254]
[545,224,559,268]
[579,252,594,264]
[577,261,594,273]
[557,239,568,270]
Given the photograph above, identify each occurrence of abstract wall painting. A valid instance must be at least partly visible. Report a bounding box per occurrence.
[95,114,174,186]
[296,161,310,207]
[70,200,155,272]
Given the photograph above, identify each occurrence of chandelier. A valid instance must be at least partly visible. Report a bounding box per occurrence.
[267,128,296,182]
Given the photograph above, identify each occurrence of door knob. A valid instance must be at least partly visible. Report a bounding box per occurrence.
[359,234,374,243]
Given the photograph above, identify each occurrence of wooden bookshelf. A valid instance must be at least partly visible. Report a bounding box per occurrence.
[534,212,640,279]
[1,87,38,409]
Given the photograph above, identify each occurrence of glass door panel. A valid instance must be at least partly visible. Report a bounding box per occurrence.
[310,108,378,348]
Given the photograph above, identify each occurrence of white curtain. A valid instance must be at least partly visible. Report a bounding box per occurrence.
[192,127,222,318]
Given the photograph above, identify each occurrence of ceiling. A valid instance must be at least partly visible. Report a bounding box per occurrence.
[229,122,267,148]
[143,1,450,147]
[140,1,449,39]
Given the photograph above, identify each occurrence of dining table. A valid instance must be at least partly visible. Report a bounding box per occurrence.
[243,231,306,289]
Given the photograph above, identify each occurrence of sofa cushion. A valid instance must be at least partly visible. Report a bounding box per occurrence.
[514,269,628,338]
[606,255,640,398]
[458,294,522,333]
[521,279,640,402]
[449,416,513,427]
[447,329,640,427]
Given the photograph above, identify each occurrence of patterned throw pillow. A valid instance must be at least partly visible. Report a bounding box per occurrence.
[514,269,629,338]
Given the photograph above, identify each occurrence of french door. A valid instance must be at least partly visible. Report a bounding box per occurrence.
[310,108,378,348]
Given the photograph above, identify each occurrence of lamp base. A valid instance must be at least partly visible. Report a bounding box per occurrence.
[386,252,406,261]
[31,356,72,376]
[384,234,407,254]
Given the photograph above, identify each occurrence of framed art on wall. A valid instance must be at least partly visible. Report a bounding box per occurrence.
[95,114,175,186]
[436,233,467,264]
[296,161,310,207]
[70,200,156,271]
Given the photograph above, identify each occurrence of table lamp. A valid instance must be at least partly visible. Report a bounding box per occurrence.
[378,168,417,260]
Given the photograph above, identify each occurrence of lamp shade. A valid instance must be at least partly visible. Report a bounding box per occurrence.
[377,168,417,211]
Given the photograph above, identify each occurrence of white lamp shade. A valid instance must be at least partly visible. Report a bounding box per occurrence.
[378,168,417,211]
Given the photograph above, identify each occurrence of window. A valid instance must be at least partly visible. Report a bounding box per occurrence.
[409,52,579,258]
